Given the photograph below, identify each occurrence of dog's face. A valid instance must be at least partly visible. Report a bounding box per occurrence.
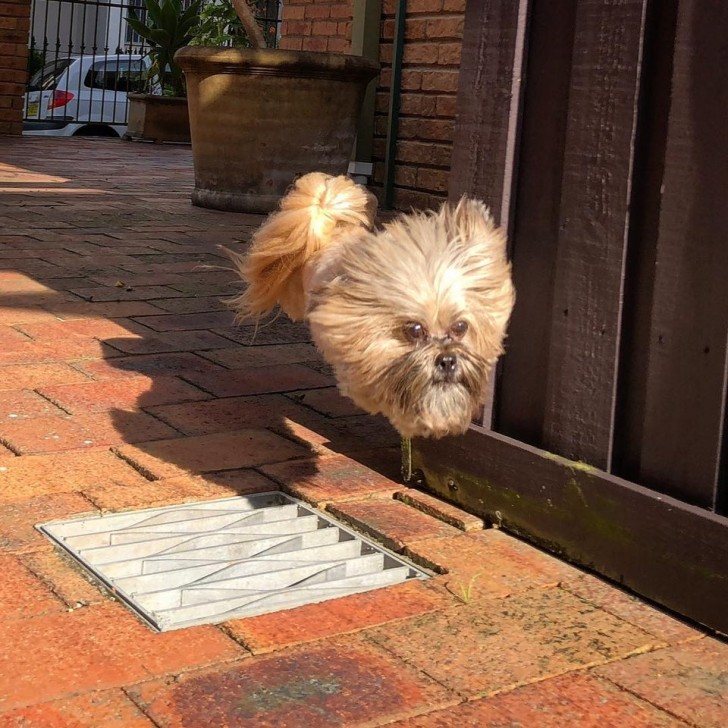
[307,197,515,438]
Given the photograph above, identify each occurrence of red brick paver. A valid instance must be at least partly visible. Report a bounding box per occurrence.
[0,139,724,728]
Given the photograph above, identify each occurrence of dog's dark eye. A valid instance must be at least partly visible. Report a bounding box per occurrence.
[451,320,469,338]
[403,322,427,342]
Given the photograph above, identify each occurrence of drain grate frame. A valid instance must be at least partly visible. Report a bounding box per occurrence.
[38,492,429,632]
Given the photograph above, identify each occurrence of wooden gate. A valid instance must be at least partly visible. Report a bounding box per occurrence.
[408,0,728,633]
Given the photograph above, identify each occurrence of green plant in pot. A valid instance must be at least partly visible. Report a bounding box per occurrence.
[175,0,380,213]
[123,0,202,143]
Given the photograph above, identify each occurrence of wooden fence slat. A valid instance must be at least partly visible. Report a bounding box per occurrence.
[411,427,728,634]
[542,0,648,470]
[495,0,577,444]
[448,0,528,426]
[637,0,728,510]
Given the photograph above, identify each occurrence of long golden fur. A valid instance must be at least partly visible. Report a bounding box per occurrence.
[230,172,515,439]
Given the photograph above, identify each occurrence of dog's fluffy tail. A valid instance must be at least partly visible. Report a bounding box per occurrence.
[229,172,376,322]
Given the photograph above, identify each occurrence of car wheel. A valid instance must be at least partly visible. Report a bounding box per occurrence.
[72,125,120,138]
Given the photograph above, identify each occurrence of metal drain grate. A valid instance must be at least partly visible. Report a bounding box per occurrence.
[38,492,428,631]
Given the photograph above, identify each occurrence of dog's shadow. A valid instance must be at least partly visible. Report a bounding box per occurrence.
[104,310,402,506]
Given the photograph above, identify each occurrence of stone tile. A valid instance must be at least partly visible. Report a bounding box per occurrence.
[226,580,450,655]
[103,330,235,355]
[404,529,580,599]
[180,364,333,397]
[38,375,209,414]
[0,554,65,620]
[395,490,485,531]
[126,637,453,727]
[0,690,155,727]
[261,454,399,506]
[132,310,236,332]
[0,492,97,554]
[596,639,728,728]
[114,429,310,479]
[82,469,276,510]
[562,573,704,645]
[0,411,178,454]
[201,342,321,369]
[390,672,687,727]
[286,387,364,417]
[0,363,91,391]
[0,450,148,504]
[327,499,461,552]
[366,587,662,697]
[0,603,243,712]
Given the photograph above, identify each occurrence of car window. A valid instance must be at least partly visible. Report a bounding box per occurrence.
[28,58,74,91]
[84,60,146,93]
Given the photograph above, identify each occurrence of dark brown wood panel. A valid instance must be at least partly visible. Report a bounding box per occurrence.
[449,0,528,425]
[541,0,648,470]
[495,0,577,445]
[411,428,728,634]
[448,0,528,220]
[637,0,728,510]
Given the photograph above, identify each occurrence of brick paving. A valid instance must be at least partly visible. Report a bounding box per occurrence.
[0,138,725,726]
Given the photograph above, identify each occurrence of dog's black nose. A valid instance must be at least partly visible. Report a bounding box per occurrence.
[435,354,457,374]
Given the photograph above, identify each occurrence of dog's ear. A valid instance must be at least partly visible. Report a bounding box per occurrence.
[449,197,507,255]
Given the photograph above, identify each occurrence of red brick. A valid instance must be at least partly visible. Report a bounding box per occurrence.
[68,286,187,302]
[0,603,243,712]
[367,588,660,697]
[114,429,310,479]
[0,690,155,727]
[394,490,484,531]
[54,301,164,319]
[0,389,65,419]
[0,492,96,554]
[261,454,398,506]
[0,450,148,504]
[141,295,229,314]
[19,548,108,610]
[16,318,145,342]
[103,330,235,355]
[562,572,704,645]
[37,375,208,414]
[73,352,222,380]
[130,310,236,332]
[201,342,321,369]
[404,529,578,598]
[0,554,64,620]
[180,363,332,397]
[126,637,452,727]
[146,394,306,436]
[0,411,178,454]
[0,362,90,390]
[227,580,449,655]
[391,672,685,727]
[327,499,460,552]
[596,639,728,727]
[0,337,111,365]
[0,306,60,325]
[286,386,363,417]
[82,469,276,510]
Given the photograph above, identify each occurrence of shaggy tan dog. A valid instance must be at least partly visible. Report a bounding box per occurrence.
[230,172,515,439]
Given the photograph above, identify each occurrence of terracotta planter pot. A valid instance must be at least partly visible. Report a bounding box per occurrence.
[175,47,379,213]
[124,94,190,144]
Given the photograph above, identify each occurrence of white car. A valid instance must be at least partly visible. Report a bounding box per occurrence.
[24,54,149,137]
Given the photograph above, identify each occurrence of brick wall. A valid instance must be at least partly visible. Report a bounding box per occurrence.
[0,0,31,136]
[373,0,465,209]
[279,0,354,53]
